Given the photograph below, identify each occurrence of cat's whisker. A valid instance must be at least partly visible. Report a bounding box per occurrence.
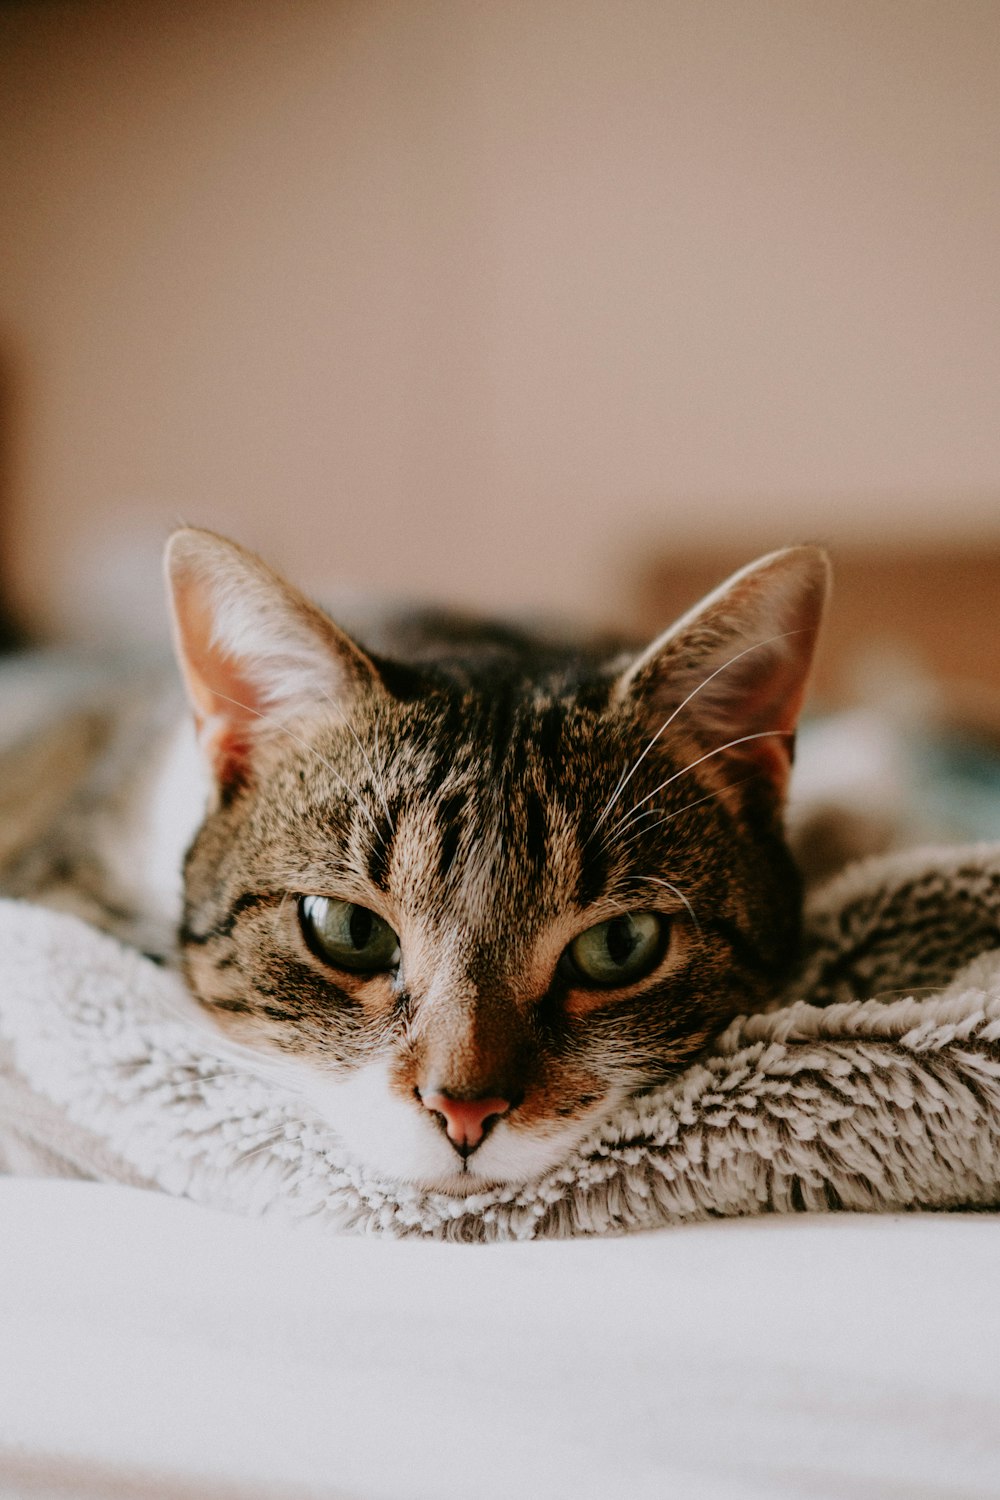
[600,774,763,860]
[588,629,803,842]
[145,986,312,1088]
[608,821,687,866]
[212,689,381,835]
[234,1129,288,1169]
[606,730,789,846]
[599,804,689,861]
[270,889,294,943]
[371,719,394,837]
[640,876,703,939]
[867,986,945,999]
[318,688,396,836]
[171,1068,250,1089]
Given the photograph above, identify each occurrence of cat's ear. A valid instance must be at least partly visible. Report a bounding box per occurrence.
[614,546,830,800]
[164,527,380,789]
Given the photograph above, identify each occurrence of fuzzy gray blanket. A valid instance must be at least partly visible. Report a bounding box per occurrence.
[2,843,1000,1240]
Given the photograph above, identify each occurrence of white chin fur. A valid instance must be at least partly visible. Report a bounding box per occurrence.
[288,1060,601,1192]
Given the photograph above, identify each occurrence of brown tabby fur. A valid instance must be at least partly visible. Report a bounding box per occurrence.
[0,531,829,1189]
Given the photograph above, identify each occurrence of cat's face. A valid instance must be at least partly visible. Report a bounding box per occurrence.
[166,530,829,1191]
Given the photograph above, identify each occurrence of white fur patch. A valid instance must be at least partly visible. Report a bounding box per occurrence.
[92,712,208,938]
[139,716,210,920]
[293,1058,607,1191]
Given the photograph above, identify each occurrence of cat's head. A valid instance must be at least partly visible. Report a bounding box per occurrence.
[165,529,829,1191]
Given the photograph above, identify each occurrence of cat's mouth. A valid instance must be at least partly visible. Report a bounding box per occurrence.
[289,1059,607,1194]
[415,1086,518,1160]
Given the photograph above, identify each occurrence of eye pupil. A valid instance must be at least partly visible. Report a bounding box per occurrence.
[605,915,639,967]
[565,911,666,987]
[299,895,400,973]
[349,904,373,950]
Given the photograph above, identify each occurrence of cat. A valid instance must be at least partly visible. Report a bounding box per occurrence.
[0,529,829,1191]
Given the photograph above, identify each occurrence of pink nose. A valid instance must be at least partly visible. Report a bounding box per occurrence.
[420,1091,511,1151]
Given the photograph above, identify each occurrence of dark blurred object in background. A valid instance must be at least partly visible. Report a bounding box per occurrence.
[0,616,21,655]
[0,343,25,654]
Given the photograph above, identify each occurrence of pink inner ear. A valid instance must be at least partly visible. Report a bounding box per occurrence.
[690,636,817,799]
[622,554,829,807]
[166,526,383,797]
[171,573,271,790]
[733,635,813,746]
[738,721,797,799]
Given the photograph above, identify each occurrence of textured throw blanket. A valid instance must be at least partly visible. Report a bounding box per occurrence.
[2,843,1000,1240]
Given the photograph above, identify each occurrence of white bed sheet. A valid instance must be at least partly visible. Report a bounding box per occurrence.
[1,1180,998,1499]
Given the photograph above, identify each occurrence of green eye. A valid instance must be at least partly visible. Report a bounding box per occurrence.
[299,896,400,973]
[564,912,667,988]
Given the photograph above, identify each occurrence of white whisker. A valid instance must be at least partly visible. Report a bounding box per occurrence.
[235,1130,287,1168]
[271,889,294,942]
[173,1067,248,1089]
[212,689,381,834]
[319,688,395,836]
[145,982,313,1092]
[641,876,702,938]
[589,629,802,841]
[607,730,789,845]
[601,774,762,859]
[371,719,394,833]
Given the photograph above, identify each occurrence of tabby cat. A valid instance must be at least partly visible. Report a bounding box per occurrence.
[0,531,829,1191]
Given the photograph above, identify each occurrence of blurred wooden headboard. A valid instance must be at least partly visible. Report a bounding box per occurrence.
[635,545,1000,710]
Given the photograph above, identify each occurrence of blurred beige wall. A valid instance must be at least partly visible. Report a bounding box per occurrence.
[1,0,999,641]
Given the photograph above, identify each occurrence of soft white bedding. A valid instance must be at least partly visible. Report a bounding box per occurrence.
[1,1178,998,1500]
[3,656,1000,1496]
[6,841,1000,1238]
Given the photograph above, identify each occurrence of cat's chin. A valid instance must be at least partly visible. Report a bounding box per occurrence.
[286,1059,607,1195]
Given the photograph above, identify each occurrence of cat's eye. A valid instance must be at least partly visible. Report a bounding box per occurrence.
[562,912,667,988]
[299,895,401,973]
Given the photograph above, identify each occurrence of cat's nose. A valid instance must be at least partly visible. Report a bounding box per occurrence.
[419,1090,511,1152]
